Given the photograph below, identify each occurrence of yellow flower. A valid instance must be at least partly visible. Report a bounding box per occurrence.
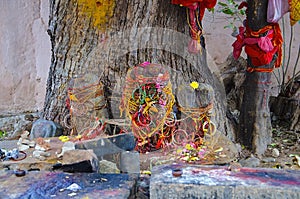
[190,156,199,161]
[59,135,70,142]
[69,94,78,102]
[190,81,199,89]
[185,144,193,150]
[76,134,82,139]
[141,170,152,175]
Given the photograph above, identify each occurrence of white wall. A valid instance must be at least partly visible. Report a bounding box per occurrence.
[0,0,50,115]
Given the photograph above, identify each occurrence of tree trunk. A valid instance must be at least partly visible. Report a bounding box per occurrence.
[270,96,300,131]
[237,0,273,155]
[43,0,232,138]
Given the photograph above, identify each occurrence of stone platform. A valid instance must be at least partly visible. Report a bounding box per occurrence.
[0,170,137,199]
[0,139,64,171]
[0,133,138,173]
[150,164,300,199]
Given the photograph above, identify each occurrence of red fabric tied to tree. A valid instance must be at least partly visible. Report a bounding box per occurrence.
[171,0,217,54]
[171,0,217,21]
[232,22,283,73]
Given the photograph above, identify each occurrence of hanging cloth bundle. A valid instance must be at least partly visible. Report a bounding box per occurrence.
[267,0,300,26]
[171,0,217,54]
[267,0,290,23]
[232,22,283,73]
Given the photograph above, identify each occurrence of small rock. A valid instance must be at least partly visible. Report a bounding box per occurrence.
[17,138,22,145]
[14,169,26,177]
[239,156,260,168]
[28,141,35,148]
[33,150,51,158]
[21,131,30,139]
[35,137,50,150]
[35,145,47,151]
[21,139,31,145]
[57,141,75,158]
[30,119,63,139]
[32,151,41,158]
[66,183,82,192]
[271,148,280,158]
[37,156,46,161]
[228,162,242,172]
[261,157,276,163]
[99,159,120,173]
[68,193,77,197]
[18,144,30,151]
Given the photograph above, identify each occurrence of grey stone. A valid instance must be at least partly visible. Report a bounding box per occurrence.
[34,144,47,151]
[75,133,135,158]
[150,164,300,199]
[239,156,260,168]
[261,157,276,163]
[18,144,30,151]
[99,159,120,173]
[176,83,214,108]
[0,140,18,150]
[0,171,137,199]
[57,141,75,158]
[272,148,280,158]
[32,150,51,158]
[195,83,215,107]
[30,119,63,139]
[120,151,140,174]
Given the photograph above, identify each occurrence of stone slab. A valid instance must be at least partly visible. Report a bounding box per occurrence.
[0,140,18,150]
[120,151,140,174]
[0,170,137,199]
[150,164,300,199]
[0,138,64,171]
[75,133,136,158]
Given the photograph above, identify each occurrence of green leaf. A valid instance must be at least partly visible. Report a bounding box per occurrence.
[218,2,228,7]
[208,8,215,13]
[269,143,277,147]
[222,8,235,15]
[239,10,246,15]
[228,0,234,5]
[0,130,6,138]
[224,23,234,29]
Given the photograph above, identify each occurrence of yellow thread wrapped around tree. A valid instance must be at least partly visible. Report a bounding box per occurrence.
[120,63,175,145]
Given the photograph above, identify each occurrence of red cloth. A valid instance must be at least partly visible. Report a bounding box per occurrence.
[171,0,217,20]
[232,22,283,72]
[233,28,275,60]
[171,0,216,8]
[172,0,217,54]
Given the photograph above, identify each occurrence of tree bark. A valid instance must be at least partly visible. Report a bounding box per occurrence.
[237,0,273,155]
[43,0,232,138]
